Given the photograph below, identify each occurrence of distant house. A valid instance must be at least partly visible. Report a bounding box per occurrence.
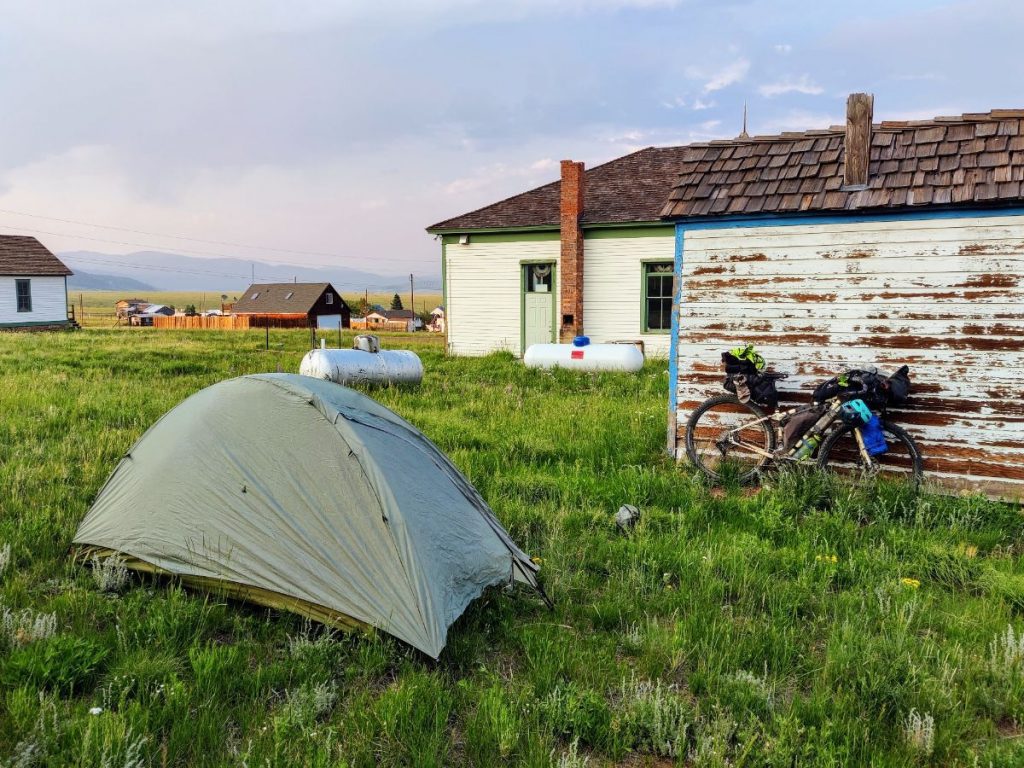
[129,304,175,326]
[115,298,149,319]
[232,282,350,329]
[427,306,445,333]
[364,309,422,332]
[0,235,74,330]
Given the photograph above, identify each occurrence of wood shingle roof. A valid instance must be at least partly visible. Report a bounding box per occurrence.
[661,111,1024,217]
[0,235,72,276]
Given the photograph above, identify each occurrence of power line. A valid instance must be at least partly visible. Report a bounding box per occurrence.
[0,206,360,262]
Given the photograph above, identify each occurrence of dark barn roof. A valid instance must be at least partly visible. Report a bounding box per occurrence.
[233,282,344,315]
[662,110,1024,217]
[0,235,72,276]
[428,110,1024,232]
[427,146,691,231]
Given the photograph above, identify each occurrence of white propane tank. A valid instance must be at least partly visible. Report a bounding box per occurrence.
[523,336,644,373]
[299,335,423,386]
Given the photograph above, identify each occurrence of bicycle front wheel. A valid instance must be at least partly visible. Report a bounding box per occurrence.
[685,394,776,484]
[817,420,923,486]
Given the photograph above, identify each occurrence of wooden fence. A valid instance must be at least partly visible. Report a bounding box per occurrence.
[152,315,310,330]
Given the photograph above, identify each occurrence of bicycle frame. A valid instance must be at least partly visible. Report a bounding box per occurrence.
[717,397,879,468]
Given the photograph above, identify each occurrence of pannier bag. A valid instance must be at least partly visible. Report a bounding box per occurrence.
[783,407,823,450]
[812,365,912,408]
[721,345,778,410]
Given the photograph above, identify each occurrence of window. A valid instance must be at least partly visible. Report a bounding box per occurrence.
[284,291,294,300]
[643,262,673,332]
[325,292,333,305]
[251,292,260,300]
[15,279,31,313]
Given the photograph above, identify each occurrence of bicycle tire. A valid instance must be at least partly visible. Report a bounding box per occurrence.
[685,394,777,484]
[817,419,923,486]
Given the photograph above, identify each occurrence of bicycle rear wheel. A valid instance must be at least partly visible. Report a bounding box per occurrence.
[817,420,923,486]
[685,394,776,484]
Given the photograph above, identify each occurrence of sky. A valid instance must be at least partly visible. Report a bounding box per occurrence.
[1,0,1022,280]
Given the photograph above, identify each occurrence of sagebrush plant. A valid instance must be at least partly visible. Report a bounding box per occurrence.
[1,328,1024,765]
[903,709,935,756]
[90,554,130,593]
[0,542,11,577]
[989,624,1024,677]
[1,603,57,648]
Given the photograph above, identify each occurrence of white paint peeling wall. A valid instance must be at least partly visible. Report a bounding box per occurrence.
[582,235,674,357]
[0,276,67,325]
[445,239,559,356]
[673,214,1024,498]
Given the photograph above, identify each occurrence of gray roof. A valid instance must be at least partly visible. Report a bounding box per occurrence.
[232,282,342,314]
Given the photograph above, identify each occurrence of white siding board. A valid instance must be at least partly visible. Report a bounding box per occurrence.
[673,214,1024,498]
[582,235,674,357]
[445,239,559,357]
[0,276,67,325]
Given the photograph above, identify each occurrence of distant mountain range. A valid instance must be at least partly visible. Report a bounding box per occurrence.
[67,270,156,292]
[59,250,440,293]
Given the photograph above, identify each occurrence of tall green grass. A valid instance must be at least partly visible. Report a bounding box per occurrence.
[1,328,1022,765]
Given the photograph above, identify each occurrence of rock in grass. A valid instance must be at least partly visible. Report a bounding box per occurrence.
[615,504,640,532]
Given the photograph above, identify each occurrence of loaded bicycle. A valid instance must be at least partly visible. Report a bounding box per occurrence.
[685,346,922,485]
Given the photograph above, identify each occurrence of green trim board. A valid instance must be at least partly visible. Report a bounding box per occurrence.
[640,259,674,334]
[441,239,448,352]
[519,259,557,356]
[441,231,558,245]
[0,319,72,328]
[439,224,673,243]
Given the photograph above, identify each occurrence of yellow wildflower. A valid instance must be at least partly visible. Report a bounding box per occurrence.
[962,544,978,559]
[815,554,839,564]
[531,556,544,565]
[901,577,921,589]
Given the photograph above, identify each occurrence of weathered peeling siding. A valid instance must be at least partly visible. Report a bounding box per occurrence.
[0,276,67,325]
[672,214,1024,498]
[444,238,559,356]
[582,234,674,357]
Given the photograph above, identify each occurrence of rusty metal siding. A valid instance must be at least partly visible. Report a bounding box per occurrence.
[672,213,1024,499]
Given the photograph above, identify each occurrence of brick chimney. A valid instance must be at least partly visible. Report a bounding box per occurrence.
[559,160,585,341]
[844,92,874,188]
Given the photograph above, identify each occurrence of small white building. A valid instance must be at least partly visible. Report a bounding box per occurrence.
[0,235,73,329]
[427,306,445,333]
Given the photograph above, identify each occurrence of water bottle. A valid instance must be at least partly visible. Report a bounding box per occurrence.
[793,434,821,461]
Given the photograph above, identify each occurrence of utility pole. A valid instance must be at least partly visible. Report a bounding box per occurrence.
[409,273,414,314]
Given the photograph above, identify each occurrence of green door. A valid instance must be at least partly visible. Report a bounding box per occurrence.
[522,263,555,354]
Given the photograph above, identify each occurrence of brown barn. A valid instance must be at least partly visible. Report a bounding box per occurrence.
[232,283,350,328]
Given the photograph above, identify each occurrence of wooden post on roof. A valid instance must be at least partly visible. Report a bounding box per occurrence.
[844,93,874,187]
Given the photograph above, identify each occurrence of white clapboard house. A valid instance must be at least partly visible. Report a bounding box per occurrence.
[0,236,73,330]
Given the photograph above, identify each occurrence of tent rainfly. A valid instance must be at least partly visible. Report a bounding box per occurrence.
[72,373,540,658]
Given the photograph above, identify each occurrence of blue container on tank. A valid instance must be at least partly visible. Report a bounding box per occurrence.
[572,336,590,347]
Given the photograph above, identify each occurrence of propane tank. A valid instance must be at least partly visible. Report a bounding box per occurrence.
[299,335,423,386]
[523,337,644,372]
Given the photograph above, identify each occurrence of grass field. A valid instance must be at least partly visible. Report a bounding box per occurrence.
[70,291,443,327]
[1,328,1023,766]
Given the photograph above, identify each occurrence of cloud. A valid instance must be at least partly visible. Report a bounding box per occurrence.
[758,74,824,98]
[702,58,750,92]
[692,97,715,110]
[774,43,792,53]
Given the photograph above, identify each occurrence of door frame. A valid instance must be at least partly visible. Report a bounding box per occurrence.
[519,259,558,356]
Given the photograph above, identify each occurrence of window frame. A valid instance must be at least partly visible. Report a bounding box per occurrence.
[641,260,674,334]
[15,279,32,313]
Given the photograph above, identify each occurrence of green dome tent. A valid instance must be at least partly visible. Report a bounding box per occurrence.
[73,373,540,658]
